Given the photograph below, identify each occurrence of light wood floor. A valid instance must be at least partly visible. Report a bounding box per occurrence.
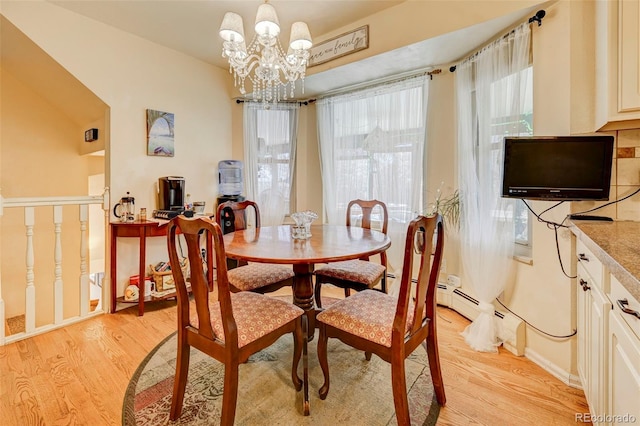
[0,292,590,425]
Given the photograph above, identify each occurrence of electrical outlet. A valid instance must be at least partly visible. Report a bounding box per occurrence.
[446,274,461,287]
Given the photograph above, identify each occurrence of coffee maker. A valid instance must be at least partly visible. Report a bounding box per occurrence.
[158,176,185,210]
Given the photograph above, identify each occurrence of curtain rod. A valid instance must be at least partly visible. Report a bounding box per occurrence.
[449,9,545,73]
[235,99,315,105]
[316,67,440,100]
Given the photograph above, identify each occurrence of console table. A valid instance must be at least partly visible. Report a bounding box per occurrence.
[110,220,175,316]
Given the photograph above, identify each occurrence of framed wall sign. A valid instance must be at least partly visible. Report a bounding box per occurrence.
[308,25,369,67]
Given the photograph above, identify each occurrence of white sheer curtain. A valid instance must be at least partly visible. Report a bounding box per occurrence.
[455,23,531,352]
[243,102,298,226]
[316,76,428,273]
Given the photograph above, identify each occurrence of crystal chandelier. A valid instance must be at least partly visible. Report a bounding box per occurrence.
[219,0,313,103]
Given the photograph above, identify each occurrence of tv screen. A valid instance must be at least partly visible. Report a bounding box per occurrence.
[502,136,614,201]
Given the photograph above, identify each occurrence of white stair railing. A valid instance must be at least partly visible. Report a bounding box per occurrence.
[0,189,109,346]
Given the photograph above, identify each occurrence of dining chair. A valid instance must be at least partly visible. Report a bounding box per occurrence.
[313,199,388,308]
[216,200,295,294]
[167,215,309,424]
[316,214,446,424]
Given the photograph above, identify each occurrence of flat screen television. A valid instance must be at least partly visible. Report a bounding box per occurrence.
[501,135,614,201]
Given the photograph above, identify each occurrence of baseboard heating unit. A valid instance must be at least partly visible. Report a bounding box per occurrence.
[436,283,525,356]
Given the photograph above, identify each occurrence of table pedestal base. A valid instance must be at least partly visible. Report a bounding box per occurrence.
[293,263,316,340]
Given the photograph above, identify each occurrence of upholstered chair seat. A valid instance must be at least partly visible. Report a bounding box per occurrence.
[314,260,385,288]
[189,291,303,347]
[316,290,415,347]
[227,263,296,292]
[216,200,295,296]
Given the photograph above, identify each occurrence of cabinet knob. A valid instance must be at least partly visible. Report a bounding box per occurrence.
[580,278,590,291]
[578,253,590,262]
[617,298,640,319]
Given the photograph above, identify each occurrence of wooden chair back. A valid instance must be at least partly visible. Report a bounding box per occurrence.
[167,215,308,423]
[346,199,388,266]
[395,214,444,354]
[167,215,235,346]
[346,199,388,234]
[216,200,261,269]
[216,200,261,234]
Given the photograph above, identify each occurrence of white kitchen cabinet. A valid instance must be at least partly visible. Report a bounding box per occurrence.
[595,0,640,129]
[607,276,640,425]
[576,242,611,423]
[575,235,640,425]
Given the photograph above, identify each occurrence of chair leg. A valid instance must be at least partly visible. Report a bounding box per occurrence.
[302,315,310,416]
[390,354,410,425]
[169,335,191,421]
[317,324,330,400]
[292,319,303,391]
[314,280,323,309]
[425,330,447,406]
[220,361,239,426]
[344,288,350,298]
[364,351,372,361]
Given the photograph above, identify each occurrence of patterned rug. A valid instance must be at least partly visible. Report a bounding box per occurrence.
[123,332,439,426]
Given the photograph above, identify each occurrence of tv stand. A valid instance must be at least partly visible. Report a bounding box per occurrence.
[569,214,613,222]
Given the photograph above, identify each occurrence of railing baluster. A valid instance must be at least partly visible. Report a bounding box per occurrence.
[79,204,89,316]
[1,189,109,345]
[0,194,5,345]
[53,205,63,324]
[25,207,36,333]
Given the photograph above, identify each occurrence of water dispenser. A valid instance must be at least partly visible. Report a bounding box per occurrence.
[218,160,243,196]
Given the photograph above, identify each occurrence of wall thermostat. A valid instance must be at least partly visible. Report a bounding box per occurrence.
[84,128,98,142]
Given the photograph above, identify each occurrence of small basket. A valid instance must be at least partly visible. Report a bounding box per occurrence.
[150,259,188,292]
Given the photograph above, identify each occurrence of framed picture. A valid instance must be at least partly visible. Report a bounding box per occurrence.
[146,109,175,156]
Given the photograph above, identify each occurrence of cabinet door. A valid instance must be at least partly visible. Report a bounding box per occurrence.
[618,0,640,113]
[595,0,640,127]
[588,283,611,421]
[577,273,591,396]
[608,310,640,424]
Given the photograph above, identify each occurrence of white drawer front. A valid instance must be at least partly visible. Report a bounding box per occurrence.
[577,240,603,286]
[611,275,640,341]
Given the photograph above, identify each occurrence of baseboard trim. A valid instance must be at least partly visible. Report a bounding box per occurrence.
[525,347,583,389]
[436,283,525,356]
[436,282,579,387]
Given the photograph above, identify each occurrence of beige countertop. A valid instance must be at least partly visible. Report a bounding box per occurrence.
[571,220,640,302]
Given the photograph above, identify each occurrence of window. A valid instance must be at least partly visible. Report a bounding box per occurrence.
[255,109,294,213]
[487,66,533,253]
[243,103,298,225]
[316,76,428,270]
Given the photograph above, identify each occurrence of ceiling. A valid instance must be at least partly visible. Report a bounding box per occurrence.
[46,0,549,99]
[50,0,406,70]
[1,0,549,123]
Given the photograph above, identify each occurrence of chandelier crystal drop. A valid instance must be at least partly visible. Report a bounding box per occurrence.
[219,0,313,103]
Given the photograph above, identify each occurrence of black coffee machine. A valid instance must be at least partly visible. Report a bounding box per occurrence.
[155,176,188,219]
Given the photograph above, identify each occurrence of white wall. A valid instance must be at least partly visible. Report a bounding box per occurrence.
[1,1,233,302]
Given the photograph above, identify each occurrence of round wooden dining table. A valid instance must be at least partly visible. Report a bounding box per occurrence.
[223,224,391,339]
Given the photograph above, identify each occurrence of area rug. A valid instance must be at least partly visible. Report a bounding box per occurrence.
[123,332,439,426]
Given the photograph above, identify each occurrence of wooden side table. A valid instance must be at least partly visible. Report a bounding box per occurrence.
[110,220,173,316]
